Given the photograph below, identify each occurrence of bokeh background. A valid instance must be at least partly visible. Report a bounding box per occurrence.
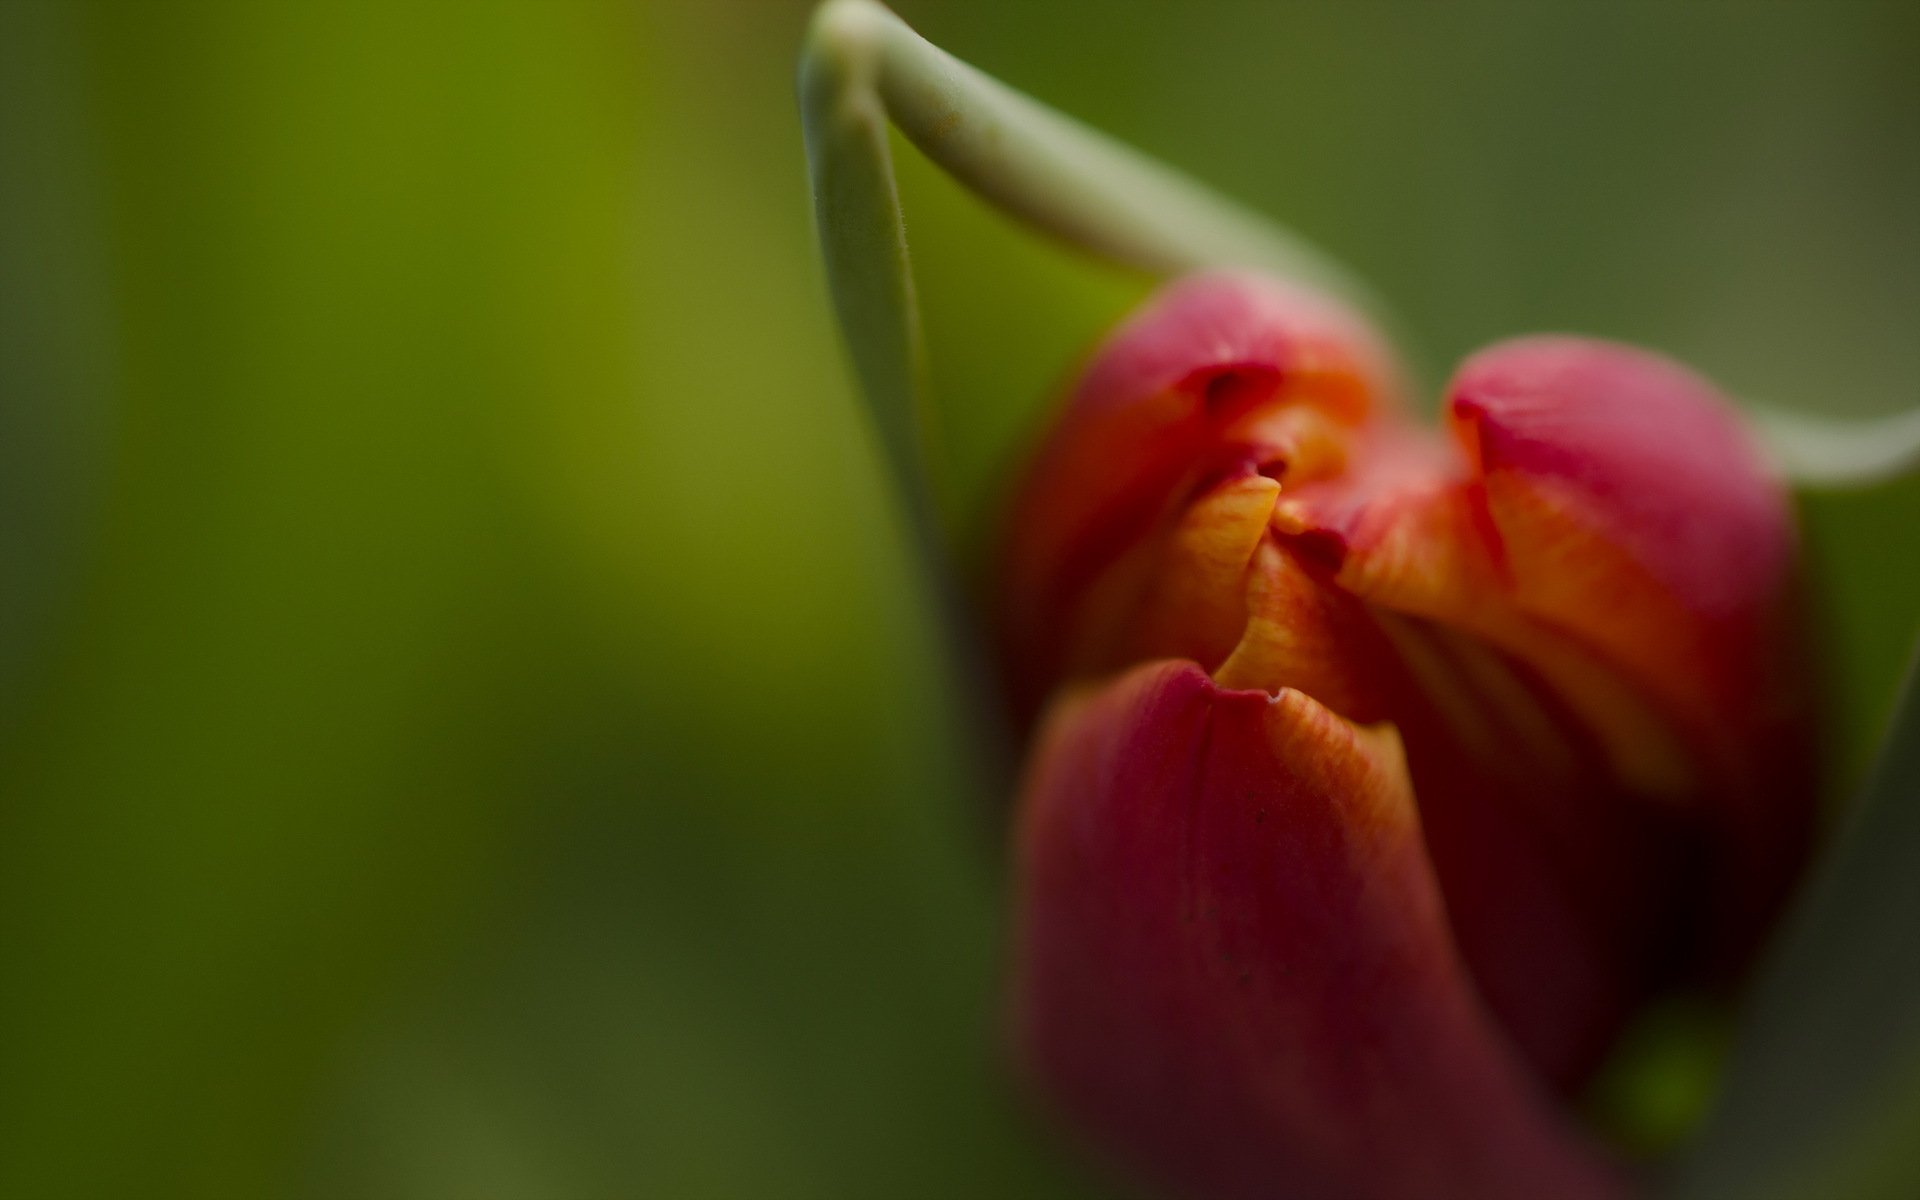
[3,1,1918,1196]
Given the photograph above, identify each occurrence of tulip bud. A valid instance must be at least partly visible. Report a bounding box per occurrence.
[998,272,1817,1200]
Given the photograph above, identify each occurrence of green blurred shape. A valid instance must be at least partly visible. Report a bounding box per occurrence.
[1669,647,1920,1199]
[0,0,115,727]
[1802,474,1920,785]
[1584,998,1732,1161]
[0,0,635,1192]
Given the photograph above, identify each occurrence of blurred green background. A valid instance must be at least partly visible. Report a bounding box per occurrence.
[2,1,1917,1196]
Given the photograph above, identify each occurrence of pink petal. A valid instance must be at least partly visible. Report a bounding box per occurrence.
[1012,660,1629,1200]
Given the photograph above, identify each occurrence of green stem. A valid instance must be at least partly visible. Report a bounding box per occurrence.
[1751,404,1920,490]
[798,0,939,555]
[799,0,1394,539]
[800,0,1918,543]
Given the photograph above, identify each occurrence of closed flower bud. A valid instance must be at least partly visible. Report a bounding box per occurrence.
[998,271,1818,1200]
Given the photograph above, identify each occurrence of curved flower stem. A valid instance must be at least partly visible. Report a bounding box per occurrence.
[801,0,1919,532]
[1750,404,1920,490]
[798,0,936,557]
[799,0,1393,548]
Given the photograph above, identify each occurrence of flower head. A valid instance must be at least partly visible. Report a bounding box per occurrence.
[998,272,1817,1199]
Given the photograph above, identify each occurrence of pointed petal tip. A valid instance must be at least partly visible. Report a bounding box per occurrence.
[1014,659,1628,1200]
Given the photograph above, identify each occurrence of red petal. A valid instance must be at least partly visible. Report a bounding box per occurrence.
[1444,338,1816,954]
[996,271,1403,722]
[1447,336,1790,637]
[1275,337,1816,975]
[1012,660,1628,1200]
[996,277,1819,1111]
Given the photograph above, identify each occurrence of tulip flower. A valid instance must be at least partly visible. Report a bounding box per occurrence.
[996,270,1815,1199]
[800,4,1920,1197]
